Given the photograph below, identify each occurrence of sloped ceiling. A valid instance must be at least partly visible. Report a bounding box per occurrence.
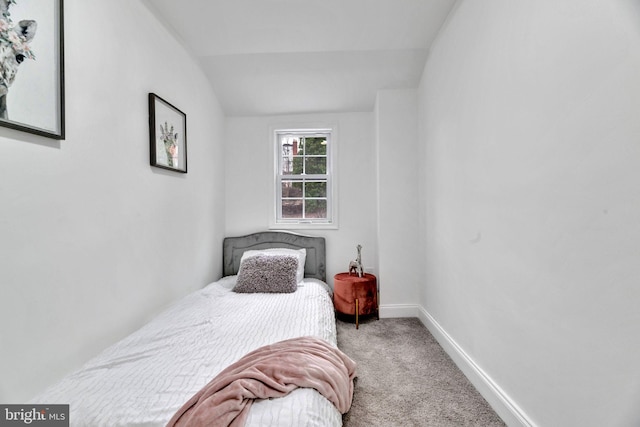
[144,0,456,116]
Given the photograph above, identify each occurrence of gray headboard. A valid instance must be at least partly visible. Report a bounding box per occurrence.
[223,231,327,282]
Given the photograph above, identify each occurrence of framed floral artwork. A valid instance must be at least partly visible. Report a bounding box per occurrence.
[0,0,65,139]
[149,93,187,173]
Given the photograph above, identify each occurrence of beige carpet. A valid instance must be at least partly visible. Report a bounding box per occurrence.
[337,316,506,427]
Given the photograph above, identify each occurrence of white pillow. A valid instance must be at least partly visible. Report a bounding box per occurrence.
[240,248,307,283]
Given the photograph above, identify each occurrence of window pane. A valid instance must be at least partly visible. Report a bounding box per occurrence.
[304,137,327,155]
[280,142,289,156]
[280,137,295,156]
[282,181,303,198]
[281,157,293,174]
[305,199,327,218]
[305,157,326,174]
[291,156,304,174]
[305,181,326,198]
[280,137,302,174]
[282,199,303,219]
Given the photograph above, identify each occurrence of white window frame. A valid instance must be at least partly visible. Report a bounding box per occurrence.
[270,127,338,230]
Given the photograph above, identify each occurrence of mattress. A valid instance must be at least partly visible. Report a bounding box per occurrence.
[31,276,341,427]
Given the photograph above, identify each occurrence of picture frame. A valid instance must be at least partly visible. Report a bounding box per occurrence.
[148,93,187,173]
[0,0,65,140]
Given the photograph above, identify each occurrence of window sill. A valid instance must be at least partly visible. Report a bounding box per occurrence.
[269,222,339,231]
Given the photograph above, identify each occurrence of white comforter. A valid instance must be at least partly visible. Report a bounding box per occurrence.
[31,277,341,427]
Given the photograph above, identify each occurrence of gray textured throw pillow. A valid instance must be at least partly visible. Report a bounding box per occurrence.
[233,255,299,293]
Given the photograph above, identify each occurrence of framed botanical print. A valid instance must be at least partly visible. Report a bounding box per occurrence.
[0,0,65,139]
[148,93,187,173]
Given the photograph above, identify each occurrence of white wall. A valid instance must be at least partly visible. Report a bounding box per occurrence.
[225,113,378,283]
[0,0,226,402]
[418,0,640,426]
[375,90,421,315]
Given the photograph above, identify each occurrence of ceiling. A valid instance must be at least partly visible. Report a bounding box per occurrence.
[144,0,457,116]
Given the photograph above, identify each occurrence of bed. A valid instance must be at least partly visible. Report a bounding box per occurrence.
[31,231,352,427]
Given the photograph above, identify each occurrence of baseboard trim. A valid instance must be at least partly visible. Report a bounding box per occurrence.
[379,303,420,318]
[417,307,536,427]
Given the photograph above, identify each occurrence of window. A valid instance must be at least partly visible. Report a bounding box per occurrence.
[274,128,336,228]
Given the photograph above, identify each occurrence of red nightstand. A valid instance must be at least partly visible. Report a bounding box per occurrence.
[333,272,379,329]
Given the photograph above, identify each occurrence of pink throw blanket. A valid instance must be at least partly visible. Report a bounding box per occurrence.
[167,336,357,427]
